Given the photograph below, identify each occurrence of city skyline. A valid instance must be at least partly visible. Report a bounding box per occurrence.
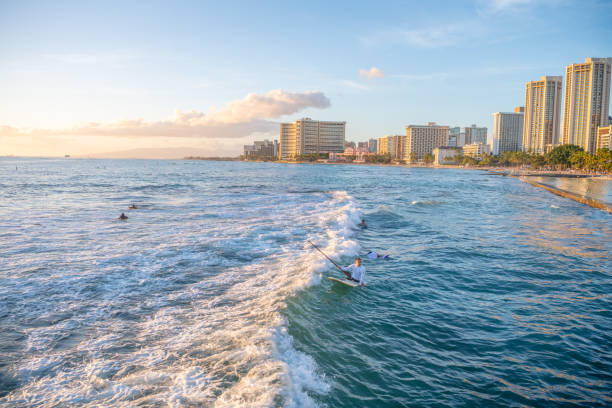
[1,0,612,158]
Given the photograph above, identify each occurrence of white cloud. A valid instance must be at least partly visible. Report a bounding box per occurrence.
[359,67,385,80]
[205,89,330,123]
[340,80,370,90]
[0,89,330,140]
[477,0,566,14]
[361,24,478,49]
[398,26,460,48]
[484,0,534,12]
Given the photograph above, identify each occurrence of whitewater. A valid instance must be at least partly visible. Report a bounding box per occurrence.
[1,158,611,407]
[0,158,360,407]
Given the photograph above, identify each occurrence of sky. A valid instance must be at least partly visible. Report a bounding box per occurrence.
[1,0,611,158]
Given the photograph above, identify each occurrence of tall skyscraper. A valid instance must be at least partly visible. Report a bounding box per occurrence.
[523,76,563,153]
[377,136,389,155]
[279,118,345,159]
[597,125,611,150]
[243,139,278,160]
[368,138,378,153]
[448,127,460,147]
[463,124,488,145]
[492,107,524,155]
[561,57,612,153]
[403,123,449,162]
[377,135,403,159]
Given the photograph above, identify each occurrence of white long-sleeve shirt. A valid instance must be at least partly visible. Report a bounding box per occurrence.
[345,264,366,285]
[366,251,378,259]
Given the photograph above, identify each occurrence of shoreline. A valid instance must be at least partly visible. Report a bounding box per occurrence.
[256,159,612,179]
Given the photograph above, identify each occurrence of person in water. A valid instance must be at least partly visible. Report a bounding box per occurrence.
[366,251,389,260]
[359,219,367,228]
[119,213,128,220]
[129,204,137,210]
[343,256,366,286]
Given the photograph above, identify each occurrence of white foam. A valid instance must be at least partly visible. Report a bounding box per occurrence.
[2,188,361,407]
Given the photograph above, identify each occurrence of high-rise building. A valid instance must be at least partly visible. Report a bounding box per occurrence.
[597,125,611,150]
[561,57,612,153]
[404,123,450,162]
[368,138,378,153]
[492,107,524,155]
[377,136,389,155]
[462,143,491,159]
[243,139,279,160]
[377,135,403,159]
[523,75,563,153]
[448,127,464,147]
[279,118,345,159]
[391,135,404,160]
[464,124,488,145]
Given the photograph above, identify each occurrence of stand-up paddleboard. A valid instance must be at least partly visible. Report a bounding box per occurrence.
[328,276,360,287]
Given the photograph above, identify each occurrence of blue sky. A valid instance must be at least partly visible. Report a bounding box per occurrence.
[1,0,611,156]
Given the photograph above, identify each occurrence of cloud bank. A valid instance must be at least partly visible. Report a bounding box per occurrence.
[359,67,385,80]
[1,89,331,140]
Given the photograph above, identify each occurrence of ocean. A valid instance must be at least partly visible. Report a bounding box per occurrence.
[0,158,610,407]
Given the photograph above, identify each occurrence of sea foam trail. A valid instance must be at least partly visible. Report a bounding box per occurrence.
[1,189,361,408]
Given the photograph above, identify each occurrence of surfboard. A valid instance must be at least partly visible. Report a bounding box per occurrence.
[328,276,360,287]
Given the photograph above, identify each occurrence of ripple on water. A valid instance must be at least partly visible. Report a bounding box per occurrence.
[0,160,610,407]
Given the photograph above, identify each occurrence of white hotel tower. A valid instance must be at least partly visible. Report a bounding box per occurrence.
[522,76,563,154]
[561,57,612,153]
[492,107,524,155]
[279,118,346,160]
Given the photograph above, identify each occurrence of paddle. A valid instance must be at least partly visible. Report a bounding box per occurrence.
[307,240,351,278]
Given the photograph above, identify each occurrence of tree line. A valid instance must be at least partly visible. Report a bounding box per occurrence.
[447,145,612,173]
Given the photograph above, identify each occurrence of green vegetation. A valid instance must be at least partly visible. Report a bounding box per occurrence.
[457,145,612,173]
[364,153,392,163]
[422,152,434,164]
[450,154,478,166]
[241,155,278,161]
[292,153,329,162]
[185,156,240,161]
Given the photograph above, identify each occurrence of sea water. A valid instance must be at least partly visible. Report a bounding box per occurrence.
[0,158,610,407]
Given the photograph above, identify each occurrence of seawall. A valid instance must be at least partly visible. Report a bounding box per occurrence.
[517,177,612,215]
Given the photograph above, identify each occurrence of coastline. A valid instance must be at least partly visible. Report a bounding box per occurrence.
[253,159,612,179]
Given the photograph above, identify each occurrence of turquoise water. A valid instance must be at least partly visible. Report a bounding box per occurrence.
[0,158,610,407]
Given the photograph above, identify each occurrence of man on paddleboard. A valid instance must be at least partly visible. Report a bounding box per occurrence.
[344,257,366,286]
[366,251,389,259]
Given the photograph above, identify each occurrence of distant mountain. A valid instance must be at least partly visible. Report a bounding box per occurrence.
[79,147,236,159]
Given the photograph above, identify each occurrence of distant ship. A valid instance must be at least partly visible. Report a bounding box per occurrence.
[65,154,70,158]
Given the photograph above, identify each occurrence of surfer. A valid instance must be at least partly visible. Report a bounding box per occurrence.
[118,213,128,220]
[365,251,389,260]
[359,219,367,228]
[129,204,138,209]
[308,241,366,287]
[343,257,366,286]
